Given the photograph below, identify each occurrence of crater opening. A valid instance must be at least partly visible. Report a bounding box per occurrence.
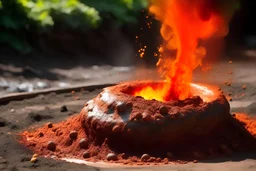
[120,81,219,103]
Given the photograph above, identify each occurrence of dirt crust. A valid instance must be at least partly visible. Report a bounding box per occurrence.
[82,81,231,151]
[20,81,256,165]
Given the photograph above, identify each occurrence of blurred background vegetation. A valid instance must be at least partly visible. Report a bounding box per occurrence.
[0,0,148,53]
[0,0,255,57]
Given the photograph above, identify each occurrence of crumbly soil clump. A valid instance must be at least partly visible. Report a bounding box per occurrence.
[20,81,256,165]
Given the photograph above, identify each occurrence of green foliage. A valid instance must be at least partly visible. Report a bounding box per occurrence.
[81,0,148,25]
[0,0,148,53]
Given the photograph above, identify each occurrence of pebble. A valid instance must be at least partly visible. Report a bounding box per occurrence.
[193,160,198,163]
[141,154,150,161]
[242,85,247,89]
[60,105,68,112]
[38,132,44,137]
[32,154,38,158]
[163,158,169,164]
[11,109,15,113]
[121,153,127,159]
[107,153,118,161]
[47,141,56,151]
[79,138,89,149]
[156,158,162,162]
[69,130,78,140]
[30,157,37,163]
[112,125,122,133]
[159,106,168,115]
[36,82,48,89]
[148,157,156,162]
[47,122,53,128]
[83,151,90,158]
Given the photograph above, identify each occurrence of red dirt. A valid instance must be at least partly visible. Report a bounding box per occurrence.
[20,81,256,165]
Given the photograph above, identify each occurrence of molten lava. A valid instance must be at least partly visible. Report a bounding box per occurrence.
[135,0,238,101]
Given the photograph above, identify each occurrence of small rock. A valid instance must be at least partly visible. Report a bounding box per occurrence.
[11,109,15,113]
[32,154,38,158]
[131,113,143,121]
[79,138,89,149]
[38,132,44,137]
[30,157,37,163]
[148,157,156,162]
[193,160,198,163]
[156,158,162,162]
[28,113,42,122]
[112,125,122,133]
[229,98,233,102]
[0,117,7,127]
[163,158,169,164]
[37,82,48,89]
[47,141,56,151]
[60,105,68,112]
[69,130,78,140]
[107,153,118,161]
[121,153,128,159]
[18,82,34,92]
[229,61,232,64]
[159,106,168,115]
[242,85,247,89]
[47,122,53,128]
[141,154,150,161]
[83,151,90,158]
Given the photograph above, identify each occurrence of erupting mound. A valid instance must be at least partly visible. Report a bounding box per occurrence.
[20,81,256,165]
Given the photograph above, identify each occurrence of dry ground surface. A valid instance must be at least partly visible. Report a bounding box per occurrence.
[0,50,256,171]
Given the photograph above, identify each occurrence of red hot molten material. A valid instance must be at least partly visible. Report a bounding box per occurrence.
[81,81,256,157]
[21,81,256,163]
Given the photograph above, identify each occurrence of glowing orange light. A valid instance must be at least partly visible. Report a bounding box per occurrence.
[135,0,237,101]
